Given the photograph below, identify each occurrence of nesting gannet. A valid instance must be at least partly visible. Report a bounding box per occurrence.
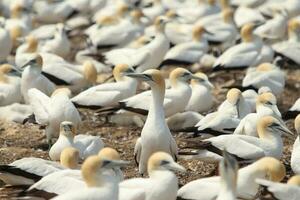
[283,98,300,120]
[185,72,214,113]
[40,24,71,59]
[20,54,56,104]
[256,175,300,200]
[234,92,282,137]
[72,64,137,109]
[178,157,285,200]
[27,88,81,146]
[213,23,263,71]
[0,19,12,62]
[104,16,170,72]
[159,25,209,68]
[15,35,38,68]
[291,114,300,174]
[0,103,32,123]
[120,152,185,200]
[0,64,22,106]
[182,116,293,162]
[49,121,104,161]
[123,70,178,175]
[0,147,79,186]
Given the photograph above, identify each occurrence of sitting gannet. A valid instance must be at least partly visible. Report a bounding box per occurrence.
[291,114,300,174]
[15,35,38,68]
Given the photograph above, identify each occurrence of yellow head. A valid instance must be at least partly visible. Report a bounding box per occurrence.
[60,147,79,169]
[241,23,255,43]
[83,61,97,84]
[192,25,206,41]
[10,3,23,18]
[222,8,234,23]
[255,157,286,182]
[26,35,38,53]
[51,88,72,98]
[9,25,22,47]
[256,63,274,72]
[59,121,76,138]
[130,10,144,23]
[165,10,177,19]
[256,92,277,106]
[207,0,216,6]
[169,68,193,87]
[98,147,120,161]
[154,16,169,32]
[220,0,230,9]
[288,19,300,37]
[226,88,242,105]
[113,64,134,82]
[257,116,293,139]
[191,72,214,88]
[116,3,129,17]
[287,175,300,186]
[0,64,13,83]
[96,15,119,26]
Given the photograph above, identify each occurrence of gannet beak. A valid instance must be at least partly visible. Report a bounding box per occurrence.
[125,72,153,81]
[274,123,294,138]
[21,60,33,68]
[205,80,214,89]
[204,28,214,36]
[167,162,186,173]
[105,159,130,168]
[253,21,265,29]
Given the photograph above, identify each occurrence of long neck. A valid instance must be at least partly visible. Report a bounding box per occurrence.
[148,85,165,120]
[217,176,236,200]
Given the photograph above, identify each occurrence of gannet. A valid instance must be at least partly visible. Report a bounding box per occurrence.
[0,103,32,123]
[124,69,178,175]
[259,0,300,18]
[256,175,300,200]
[185,72,214,113]
[234,6,265,28]
[0,147,79,186]
[0,64,22,106]
[234,92,282,137]
[159,25,209,68]
[283,98,300,120]
[178,157,285,200]
[120,152,186,200]
[104,16,170,72]
[213,23,263,71]
[182,116,293,162]
[167,111,204,132]
[71,64,137,109]
[20,54,56,104]
[0,19,12,62]
[49,121,104,161]
[15,35,38,68]
[291,114,300,174]
[27,88,81,146]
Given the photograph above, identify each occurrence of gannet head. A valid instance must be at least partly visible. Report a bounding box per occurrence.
[130,9,144,23]
[258,86,272,94]
[96,15,119,26]
[256,63,274,72]
[222,8,234,23]
[0,64,13,83]
[83,61,97,84]
[287,175,300,186]
[255,157,285,182]
[191,72,214,89]
[226,88,242,105]
[256,92,279,112]
[9,25,22,46]
[25,35,38,53]
[165,10,177,19]
[257,116,293,139]
[192,25,209,41]
[154,16,170,32]
[170,68,202,87]
[98,147,121,161]
[10,3,25,19]
[51,88,72,98]
[116,2,129,17]
[60,121,76,138]
[147,152,186,174]
[241,23,260,43]
[81,155,129,187]
[113,64,135,82]
[21,53,43,69]
[288,19,300,38]
[220,150,238,189]
[60,147,79,169]
[295,114,300,135]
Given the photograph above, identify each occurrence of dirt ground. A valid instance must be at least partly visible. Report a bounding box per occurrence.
[0,68,299,199]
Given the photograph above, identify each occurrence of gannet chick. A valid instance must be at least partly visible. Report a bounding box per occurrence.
[15,35,38,68]
[213,23,263,71]
[71,64,137,109]
[159,25,209,68]
[256,175,300,200]
[20,54,56,103]
[283,98,300,120]
[120,152,185,200]
[0,64,22,106]
[0,18,12,62]
[27,88,81,147]
[291,114,300,174]
[49,121,104,161]
[124,70,178,174]
[234,92,282,137]
[178,157,285,200]
[182,116,293,162]
[0,147,79,186]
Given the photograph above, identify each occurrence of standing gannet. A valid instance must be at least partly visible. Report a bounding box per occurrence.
[178,157,285,200]
[104,16,170,72]
[283,98,300,120]
[291,114,300,174]
[182,116,293,162]
[120,152,185,200]
[49,121,104,161]
[124,70,178,175]
[20,54,56,104]
[0,19,12,63]
[159,25,209,68]
[0,147,79,186]
[27,88,81,147]
[0,64,22,106]
[15,35,38,68]
[213,23,263,71]
[71,64,137,109]
[234,92,282,137]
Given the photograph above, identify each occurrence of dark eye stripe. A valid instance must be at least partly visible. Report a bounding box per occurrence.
[161,160,169,166]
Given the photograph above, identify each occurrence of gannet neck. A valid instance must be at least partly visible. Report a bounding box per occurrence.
[149,83,165,119]
[60,147,79,169]
[10,25,22,46]
[241,24,256,43]
[0,65,11,83]
[222,8,234,24]
[26,36,38,53]
[82,156,106,187]
[83,61,97,84]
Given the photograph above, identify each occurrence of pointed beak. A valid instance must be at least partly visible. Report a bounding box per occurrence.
[205,80,214,89]
[272,105,282,118]
[167,162,186,173]
[276,123,294,138]
[21,60,33,69]
[125,72,153,81]
[204,28,214,35]
[109,160,130,168]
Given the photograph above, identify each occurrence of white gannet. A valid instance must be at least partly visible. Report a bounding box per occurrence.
[234,5,265,28]
[15,35,38,68]
[256,175,300,200]
[49,121,104,161]
[142,0,165,22]
[167,111,204,132]
[283,98,300,120]
[259,0,300,18]
[0,147,79,186]
[213,23,263,71]
[0,103,32,123]
[178,157,285,200]
[27,88,81,146]
[234,92,282,137]
[120,152,186,200]
[0,19,12,63]
[20,54,56,104]
[291,114,300,174]
[182,116,293,162]
[159,25,209,68]
[104,16,170,72]
[71,64,137,109]
[124,70,178,175]
[0,64,22,106]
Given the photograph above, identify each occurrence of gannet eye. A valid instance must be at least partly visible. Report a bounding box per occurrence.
[102,160,111,167]
[265,101,273,106]
[160,160,170,166]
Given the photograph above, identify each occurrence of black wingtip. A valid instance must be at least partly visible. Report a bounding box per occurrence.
[222,85,258,92]
[72,102,102,110]
[282,111,299,120]
[22,114,37,125]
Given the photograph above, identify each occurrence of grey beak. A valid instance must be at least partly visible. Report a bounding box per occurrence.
[125,72,153,81]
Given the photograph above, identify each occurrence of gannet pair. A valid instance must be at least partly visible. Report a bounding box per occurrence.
[49,121,104,161]
[178,157,285,200]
